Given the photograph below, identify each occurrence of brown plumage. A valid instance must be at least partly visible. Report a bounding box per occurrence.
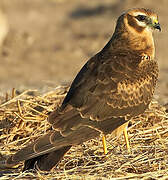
[6,8,160,171]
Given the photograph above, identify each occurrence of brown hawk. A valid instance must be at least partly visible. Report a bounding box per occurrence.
[6,8,161,171]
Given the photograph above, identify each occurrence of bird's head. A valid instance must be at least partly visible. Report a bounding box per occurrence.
[124,8,161,33]
[111,8,161,59]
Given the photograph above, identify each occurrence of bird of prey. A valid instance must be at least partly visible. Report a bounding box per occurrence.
[6,8,161,171]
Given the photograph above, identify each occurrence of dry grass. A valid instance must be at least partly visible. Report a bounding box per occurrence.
[0,86,168,179]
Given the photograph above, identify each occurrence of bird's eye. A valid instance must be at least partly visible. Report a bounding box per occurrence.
[136,15,146,21]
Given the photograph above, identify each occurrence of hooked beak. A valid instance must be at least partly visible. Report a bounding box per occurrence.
[153,19,161,31]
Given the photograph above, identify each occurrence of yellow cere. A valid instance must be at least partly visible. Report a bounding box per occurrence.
[153,18,158,24]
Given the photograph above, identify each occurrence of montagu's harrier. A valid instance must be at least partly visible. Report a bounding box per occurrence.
[7,8,161,171]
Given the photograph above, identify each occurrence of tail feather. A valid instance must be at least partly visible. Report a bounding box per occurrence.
[23,146,71,171]
[6,125,100,168]
[6,131,64,166]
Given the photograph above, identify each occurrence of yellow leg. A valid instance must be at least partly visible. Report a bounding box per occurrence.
[123,127,130,153]
[102,135,107,155]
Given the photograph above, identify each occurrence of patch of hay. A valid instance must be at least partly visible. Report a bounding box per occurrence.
[0,86,168,179]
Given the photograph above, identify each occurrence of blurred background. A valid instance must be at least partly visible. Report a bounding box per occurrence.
[0,0,167,104]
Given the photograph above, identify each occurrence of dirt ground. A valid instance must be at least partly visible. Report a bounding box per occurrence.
[0,0,167,104]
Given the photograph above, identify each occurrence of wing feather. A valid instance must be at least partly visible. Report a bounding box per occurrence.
[48,51,158,131]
